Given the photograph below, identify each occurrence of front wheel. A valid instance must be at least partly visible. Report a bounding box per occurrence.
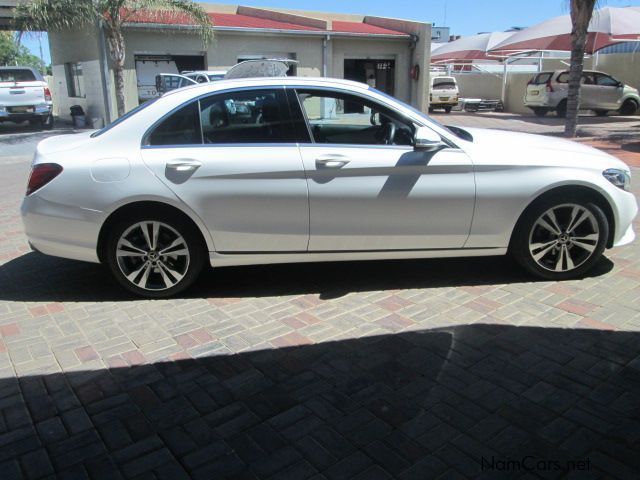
[619,99,638,116]
[444,106,452,113]
[511,199,608,280]
[106,213,205,298]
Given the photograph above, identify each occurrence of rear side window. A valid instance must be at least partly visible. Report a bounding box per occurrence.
[145,88,299,146]
[199,89,295,144]
[556,72,570,83]
[147,101,201,146]
[0,69,37,82]
[530,72,552,85]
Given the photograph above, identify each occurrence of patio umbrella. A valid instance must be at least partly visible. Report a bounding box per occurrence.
[489,6,640,55]
[430,31,515,62]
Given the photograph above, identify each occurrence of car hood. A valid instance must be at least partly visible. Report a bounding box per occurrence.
[460,127,629,171]
[35,131,96,157]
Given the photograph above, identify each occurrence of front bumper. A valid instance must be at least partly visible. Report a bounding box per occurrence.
[21,193,103,263]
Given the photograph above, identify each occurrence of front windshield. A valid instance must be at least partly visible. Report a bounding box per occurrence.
[370,87,467,140]
[90,98,159,138]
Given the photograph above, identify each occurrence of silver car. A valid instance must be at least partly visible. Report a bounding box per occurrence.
[22,77,637,297]
[524,69,640,117]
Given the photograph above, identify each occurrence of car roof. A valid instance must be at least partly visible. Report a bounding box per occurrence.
[184,71,227,75]
[162,76,373,98]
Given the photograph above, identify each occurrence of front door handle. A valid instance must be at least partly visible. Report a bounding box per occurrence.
[166,159,202,172]
[316,155,350,169]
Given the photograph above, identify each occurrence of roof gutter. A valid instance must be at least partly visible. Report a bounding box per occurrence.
[123,22,410,40]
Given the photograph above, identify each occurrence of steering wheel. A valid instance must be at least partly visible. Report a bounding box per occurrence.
[382,122,396,145]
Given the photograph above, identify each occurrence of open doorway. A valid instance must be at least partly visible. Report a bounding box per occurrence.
[343,59,395,113]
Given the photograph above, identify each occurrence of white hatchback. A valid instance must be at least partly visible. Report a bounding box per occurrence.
[524,70,640,117]
[21,77,637,297]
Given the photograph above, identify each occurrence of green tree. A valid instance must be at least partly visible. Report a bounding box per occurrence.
[0,31,47,72]
[564,0,597,137]
[14,0,213,117]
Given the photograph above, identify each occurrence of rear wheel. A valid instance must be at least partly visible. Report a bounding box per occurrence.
[532,107,549,117]
[556,100,567,118]
[511,198,608,280]
[106,212,205,298]
[619,99,638,116]
[444,106,452,113]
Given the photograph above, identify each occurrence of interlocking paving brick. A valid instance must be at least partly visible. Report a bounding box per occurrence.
[1,132,640,478]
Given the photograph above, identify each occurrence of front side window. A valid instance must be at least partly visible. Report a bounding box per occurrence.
[296,89,415,146]
[595,73,619,87]
[199,89,295,144]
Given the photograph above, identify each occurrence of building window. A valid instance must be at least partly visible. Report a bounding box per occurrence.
[65,62,85,98]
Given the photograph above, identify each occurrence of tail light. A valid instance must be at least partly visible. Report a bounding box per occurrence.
[26,163,63,196]
[546,80,554,93]
[44,87,52,102]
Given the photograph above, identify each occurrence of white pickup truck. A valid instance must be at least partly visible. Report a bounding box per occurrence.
[0,66,54,129]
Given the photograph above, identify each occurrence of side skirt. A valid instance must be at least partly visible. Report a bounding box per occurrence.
[209,248,508,268]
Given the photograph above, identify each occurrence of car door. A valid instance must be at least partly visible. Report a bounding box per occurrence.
[140,87,309,252]
[578,72,597,109]
[291,87,475,251]
[593,73,623,110]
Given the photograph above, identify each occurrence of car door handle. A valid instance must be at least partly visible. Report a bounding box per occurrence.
[166,160,202,172]
[315,155,350,169]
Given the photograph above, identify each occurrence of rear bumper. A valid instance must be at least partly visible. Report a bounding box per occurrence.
[0,104,52,121]
[21,193,102,263]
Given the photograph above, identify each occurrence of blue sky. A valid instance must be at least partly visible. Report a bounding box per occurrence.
[20,0,640,65]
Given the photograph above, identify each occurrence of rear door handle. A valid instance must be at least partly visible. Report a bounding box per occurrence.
[166,159,202,172]
[315,155,350,169]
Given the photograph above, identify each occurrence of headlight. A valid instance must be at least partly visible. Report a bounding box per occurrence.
[603,168,631,191]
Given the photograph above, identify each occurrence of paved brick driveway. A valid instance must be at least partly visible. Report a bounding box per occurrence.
[1,119,639,479]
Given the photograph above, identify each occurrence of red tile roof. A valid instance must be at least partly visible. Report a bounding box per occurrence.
[331,21,406,36]
[125,10,408,36]
[209,13,321,31]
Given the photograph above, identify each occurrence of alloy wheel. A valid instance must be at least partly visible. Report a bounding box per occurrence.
[116,221,190,291]
[528,204,600,273]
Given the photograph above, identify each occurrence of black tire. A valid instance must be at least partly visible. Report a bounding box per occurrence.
[593,109,608,117]
[556,100,567,118]
[511,196,608,281]
[428,107,434,113]
[444,106,452,113]
[105,211,206,298]
[532,107,549,117]
[619,99,638,116]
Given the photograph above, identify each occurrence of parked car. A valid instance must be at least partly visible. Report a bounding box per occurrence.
[525,70,640,117]
[182,70,227,83]
[0,66,53,129]
[21,77,637,297]
[428,75,459,113]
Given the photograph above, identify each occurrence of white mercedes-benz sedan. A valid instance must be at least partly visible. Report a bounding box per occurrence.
[21,77,637,297]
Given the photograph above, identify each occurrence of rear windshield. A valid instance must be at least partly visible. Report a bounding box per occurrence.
[530,72,553,85]
[433,78,456,89]
[0,69,37,82]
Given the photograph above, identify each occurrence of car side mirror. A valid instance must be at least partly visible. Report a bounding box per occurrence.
[414,126,445,151]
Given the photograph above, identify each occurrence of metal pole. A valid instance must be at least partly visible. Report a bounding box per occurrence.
[501,57,509,104]
[97,22,113,123]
